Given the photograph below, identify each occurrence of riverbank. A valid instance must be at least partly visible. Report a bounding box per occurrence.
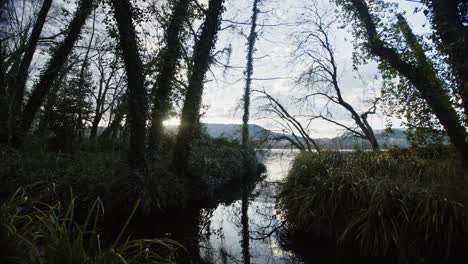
[0,135,263,210]
[0,135,267,263]
[278,147,468,262]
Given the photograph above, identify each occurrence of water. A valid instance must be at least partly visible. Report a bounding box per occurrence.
[197,149,300,263]
[127,149,301,263]
[131,148,465,263]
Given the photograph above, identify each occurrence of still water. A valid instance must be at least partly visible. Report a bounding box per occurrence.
[197,149,300,263]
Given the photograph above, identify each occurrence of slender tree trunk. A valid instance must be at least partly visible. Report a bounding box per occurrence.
[338,98,379,150]
[348,0,468,165]
[100,93,127,140]
[148,0,191,158]
[0,46,7,144]
[8,0,53,144]
[242,0,260,149]
[89,112,103,138]
[171,0,225,176]
[75,7,96,139]
[361,113,379,150]
[112,0,148,174]
[1,60,20,143]
[89,73,105,139]
[90,57,119,139]
[13,0,94,147]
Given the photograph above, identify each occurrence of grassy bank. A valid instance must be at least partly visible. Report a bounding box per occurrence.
[278,148,468,261]
[0,134,265,263]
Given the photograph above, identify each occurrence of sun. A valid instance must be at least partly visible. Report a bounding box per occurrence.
[162,118,181,127]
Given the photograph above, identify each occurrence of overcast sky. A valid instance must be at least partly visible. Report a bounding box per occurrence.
[196,0,427,137]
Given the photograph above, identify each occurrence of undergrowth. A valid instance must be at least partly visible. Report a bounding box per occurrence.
[0,184,183,263]
[0,132,260,213]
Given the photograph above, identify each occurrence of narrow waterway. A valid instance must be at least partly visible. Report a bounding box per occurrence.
[198,149,300,263]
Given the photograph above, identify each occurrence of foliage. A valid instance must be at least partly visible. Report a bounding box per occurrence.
[0,185,182,264]
[278,150,467,259]
[0,146,120,203]
[0,131,261,213]
[46,62,95,150]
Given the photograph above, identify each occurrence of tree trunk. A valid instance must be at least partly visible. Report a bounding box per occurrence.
[8,0,53,144]
[100,93,127,140]
[89,112,103,138]
[35,70,67,137]
[148,0,191,158]
[13,0,94,147]
[431,0,468,124]
[242,0,260,149]
[75,7,96,139]
[348,0,468,164]
[361,112,379,150]
[0,46,7,144]
[112,0,148,174]
[171,0,225,176]
[0,0,8,23]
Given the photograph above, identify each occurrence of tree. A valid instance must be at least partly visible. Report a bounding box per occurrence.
[47,63,94,152]
[335,0,468,164]
[111,0,148,175]
[425,0,467,124]
[34,55,82,138]
[148,0,192,159]
[13,0,95,147]
[8,0,53,144]
[0,0,43,143]
[295,3,379,150]
[241,0,260,149]
[255,89,321,152]
[171,0,226,177]
[99,91,127,140]
[89,43,125,139]
[0,46,7,144]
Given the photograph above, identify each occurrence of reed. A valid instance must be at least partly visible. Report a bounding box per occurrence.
[0,185,182,263]
[278,149,468,258]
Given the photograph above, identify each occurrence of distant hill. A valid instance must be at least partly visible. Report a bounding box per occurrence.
[315,128,410,149]
[165,123,273,141]
[165,123,411,149]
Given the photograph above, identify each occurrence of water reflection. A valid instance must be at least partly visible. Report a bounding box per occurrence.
[198,149,300,263]
[241,178,251,264]
[129,149,300,263]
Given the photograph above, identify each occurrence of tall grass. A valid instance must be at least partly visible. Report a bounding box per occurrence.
[278,149,468,259]
[0,185,183,263]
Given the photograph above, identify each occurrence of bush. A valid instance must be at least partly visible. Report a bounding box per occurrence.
[278,150,468,260]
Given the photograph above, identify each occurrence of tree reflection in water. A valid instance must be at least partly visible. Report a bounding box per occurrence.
[197,149,301,263]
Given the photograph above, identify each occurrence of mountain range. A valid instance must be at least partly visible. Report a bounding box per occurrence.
[166,123,411,149]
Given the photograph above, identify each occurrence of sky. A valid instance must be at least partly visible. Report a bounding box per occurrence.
[196,0,428,138]
[8,0,428,138]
